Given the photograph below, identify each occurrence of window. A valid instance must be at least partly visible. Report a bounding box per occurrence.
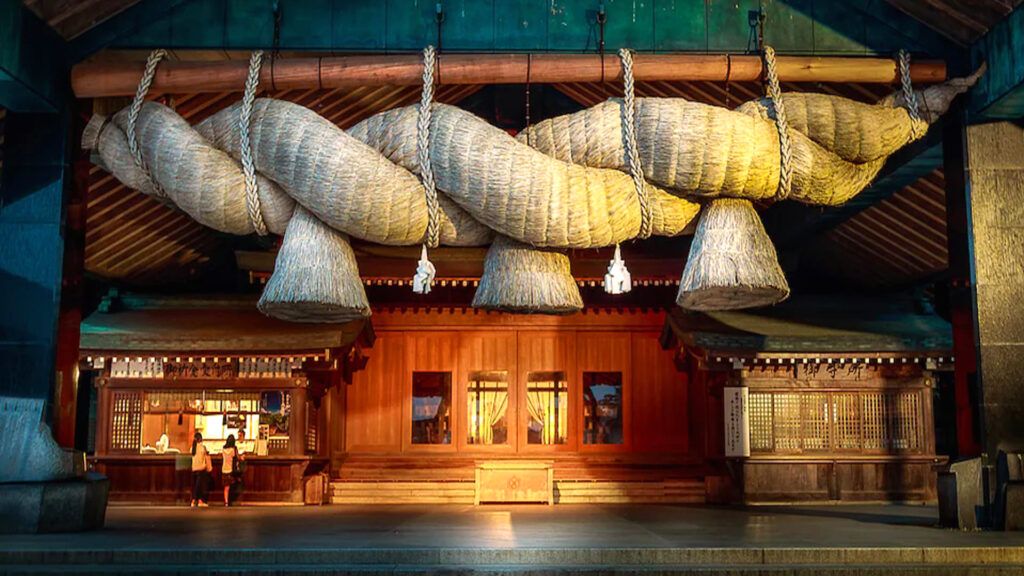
[748,390,923,453]
[526,371,568,445]
[412,372,452,445]
[583,372,623,445]
[127,389,291,456]
[467,370,509,445]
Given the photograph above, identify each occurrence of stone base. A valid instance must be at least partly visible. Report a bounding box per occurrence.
[0,472,109,534]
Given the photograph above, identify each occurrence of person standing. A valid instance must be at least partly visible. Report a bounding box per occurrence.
[190,432,211,507]
[221,434,239,507]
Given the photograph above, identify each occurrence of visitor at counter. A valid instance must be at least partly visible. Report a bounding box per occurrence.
[190,432,211,507]
[221,434,241,507]
[232,429,249,503]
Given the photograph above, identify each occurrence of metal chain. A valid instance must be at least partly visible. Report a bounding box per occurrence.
[126,49,169,199]
[418,45,441,249]
[240,50,269,236]
[763,46,793,202]
[619,48,653,239]
[897,49,924,139]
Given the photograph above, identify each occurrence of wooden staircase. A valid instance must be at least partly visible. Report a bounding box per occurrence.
[330,455,707,505]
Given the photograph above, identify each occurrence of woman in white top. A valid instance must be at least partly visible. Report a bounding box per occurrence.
[221,434,239,507]
[190,432,211,507]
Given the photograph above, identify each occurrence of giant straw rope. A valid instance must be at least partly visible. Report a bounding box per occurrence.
[83,48,984,319]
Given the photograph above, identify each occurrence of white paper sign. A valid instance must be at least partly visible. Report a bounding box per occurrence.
[724,386,750,458]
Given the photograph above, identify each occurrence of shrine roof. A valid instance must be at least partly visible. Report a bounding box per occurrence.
[80,293,372,354]
[662,295,953,355]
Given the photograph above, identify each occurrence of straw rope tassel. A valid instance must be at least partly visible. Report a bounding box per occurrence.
[413,45,440,294]
[240,50,268,236]
[126,49,169,200]
[604,48,647,295]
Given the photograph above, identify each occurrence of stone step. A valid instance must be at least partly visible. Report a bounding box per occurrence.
[5,547,1024,575]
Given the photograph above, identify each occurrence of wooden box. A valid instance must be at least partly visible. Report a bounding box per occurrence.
[475,461,553,505]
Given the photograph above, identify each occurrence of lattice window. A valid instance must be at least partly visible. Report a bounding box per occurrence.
[800,393,831,450]
[749,393,774,451]
[771,393,802,451]
[892,392,921,451]
[832,393,862,450]
[749,389,924,454]
[861,392,888,450]
[110,391,143,452]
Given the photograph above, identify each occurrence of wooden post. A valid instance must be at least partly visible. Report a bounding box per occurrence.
[71,53,947,98]
[290,383,308,456]
[943,103,981,458]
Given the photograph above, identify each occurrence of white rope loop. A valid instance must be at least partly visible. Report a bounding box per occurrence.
[240,50,269,236]
[418,45,441,250]
[127,48,169,199]
[618,48,653,240]
[897,49,924,139]
[762,46,793,202]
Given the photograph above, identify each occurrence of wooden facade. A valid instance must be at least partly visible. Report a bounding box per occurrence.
[329,309,707,505]
[82,295,953,506]
[662,298,953,504]
[81,294,370,504]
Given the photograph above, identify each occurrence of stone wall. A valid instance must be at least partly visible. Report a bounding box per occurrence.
[966,120,1024,456]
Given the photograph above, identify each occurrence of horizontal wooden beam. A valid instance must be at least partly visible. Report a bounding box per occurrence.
[71,53,948,98]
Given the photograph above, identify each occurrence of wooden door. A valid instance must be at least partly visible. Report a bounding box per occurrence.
[457,331,518,453]
[517,331,577,452]
[403,332,459,452]
[576,331,631,451]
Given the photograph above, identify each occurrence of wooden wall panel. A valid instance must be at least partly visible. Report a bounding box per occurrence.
[346,333,404,452]
[631,332,688,453]
[576,331,632,451]
[456,332,518,452]
[516,331,577,452]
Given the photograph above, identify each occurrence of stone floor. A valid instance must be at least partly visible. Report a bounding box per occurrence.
[3,504,1024,574]
[4,503,1024,549]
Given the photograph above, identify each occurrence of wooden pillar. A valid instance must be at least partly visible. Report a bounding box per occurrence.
[53,102,90,447]
[962,120,1024,457]
[290,383,308,456]
[943,104,982,458]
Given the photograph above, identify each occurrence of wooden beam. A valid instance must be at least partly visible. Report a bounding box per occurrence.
[71,53,948,98]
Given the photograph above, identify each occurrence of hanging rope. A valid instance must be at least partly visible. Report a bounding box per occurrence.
[413,45,440,294]
[619,48,653,239]
[239,50,269,236]
[126,49,169,199]
[762,46,793,202]
[897,49,925,139]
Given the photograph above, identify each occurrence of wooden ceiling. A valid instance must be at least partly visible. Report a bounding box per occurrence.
[808,169,948,289]
[22,0,139,40]
[885,0,1023,45]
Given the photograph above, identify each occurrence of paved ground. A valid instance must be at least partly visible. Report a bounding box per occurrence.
[3,503,1024,551]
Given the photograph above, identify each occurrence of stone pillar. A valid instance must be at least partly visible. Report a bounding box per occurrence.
[965,120,1024,457]
[0,110,69,409]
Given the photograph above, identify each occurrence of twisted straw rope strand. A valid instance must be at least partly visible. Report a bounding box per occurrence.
[619,48,653,239]
[418,46,441,249]
[763,46,793,202]
[126,49,169,199]
[240,50,269,236]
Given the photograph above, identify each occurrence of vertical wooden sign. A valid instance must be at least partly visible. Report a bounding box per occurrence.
[724,387,750,458]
